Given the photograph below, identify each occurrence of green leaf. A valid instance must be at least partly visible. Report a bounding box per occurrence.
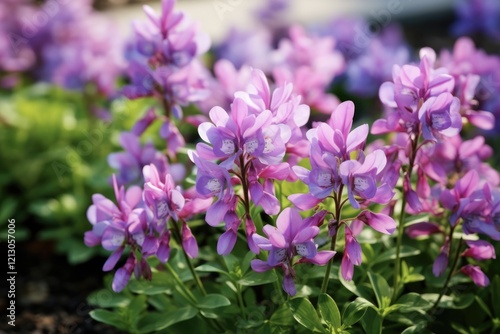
[361,308,382,334]
[270,303,294,327]
[137,307,198,333]
[128,271,173,295]
[343,298,373,327]
[372,246,420,265]
[195,263,228,276]
[401,323,428,334]
[421,293,475,309]
[394,293,432,314]
[87,289,129,308]
[196,294,231,309]
[128,295,147,324]
[238,269,277,286]
[148,294,172,311]
[318,293,342,330]
[368,272,391,310]
[241,251,255,273]
[90,309,127,331]
[475,295,493,319]
[289,297,325,333]
[338,268,373,300]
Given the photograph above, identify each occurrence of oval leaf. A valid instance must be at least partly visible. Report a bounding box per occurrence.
[197,294,231,309]
[343,298,373,327]
[289,297,325,333]
[318,293,341,329]
[137,307,198,333]
[368,272,391,310]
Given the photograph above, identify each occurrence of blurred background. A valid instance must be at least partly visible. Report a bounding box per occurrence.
[1,0,499,332]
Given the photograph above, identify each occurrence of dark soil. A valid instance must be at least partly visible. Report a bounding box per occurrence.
[0,240,121,334]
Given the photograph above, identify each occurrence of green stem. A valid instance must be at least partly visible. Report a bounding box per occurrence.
[165,262,197,304]
[430,237,463,312]
[391,195,407,302]
[320,185,344,294]
[320,235,338,294]
[236,285,246,318]
[171,220,207,296]
[392,131,419,302]
[239,155,251,219]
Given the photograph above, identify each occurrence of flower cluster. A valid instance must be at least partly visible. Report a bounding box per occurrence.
[0,0,124,96]
[191,68,309,256]
[289,101,396,281]
[85,165,210,292]
[251,208,335,296]
[123,0,210,118]
[371,43,500,286]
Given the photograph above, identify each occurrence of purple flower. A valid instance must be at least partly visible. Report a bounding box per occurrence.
[160,120,186,158]
[406,222,443,239]
[374,47,455,134]
[314,101,369,160]
[462,240,496,260]
[460,264,490,287]
[341,226,362,281]
[419,135,500,187]
[143,164,185,225]
[418,92,462,142]
[271,25,345,114]
[124,0,211,112]
[191,153,234,227]
[346,25,410,97]
[251,208,335,295]
[451,0,500,40]
[113,254,136,292]
[108,132,168,185]
[433,241,450,277]
[356,210,396,235]
[339,150,389,209]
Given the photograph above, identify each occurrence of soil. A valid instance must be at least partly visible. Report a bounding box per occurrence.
[0,240,121,334]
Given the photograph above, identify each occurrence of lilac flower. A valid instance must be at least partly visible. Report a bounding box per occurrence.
[451,0,500,40]
[235,69,309,147]
[215,27,273,72]
[356,210,396,235]
[341,226,362,281]
[433,241,450,277]
[85,176,154,292]
[191,153,234,227]
[462,240,496,260]
[346,25,410,97]
[160,120,186,158]
[108,132,168,185]
[339,150,389,209]
[85,176,143,248]
[271,25,345,114]
[418,92,462,142]
[374,47,455,134]
[132,108,158,136]
[313,101,368,160]
[197,59,253,113]
[143,164,185,225]
[460,264,490,287]
[113,254,136,292]
[251,208,335,295]
[438,37,499,129]
[419,135,500,187]
[406,222,443,239]
[124,0,211,114]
